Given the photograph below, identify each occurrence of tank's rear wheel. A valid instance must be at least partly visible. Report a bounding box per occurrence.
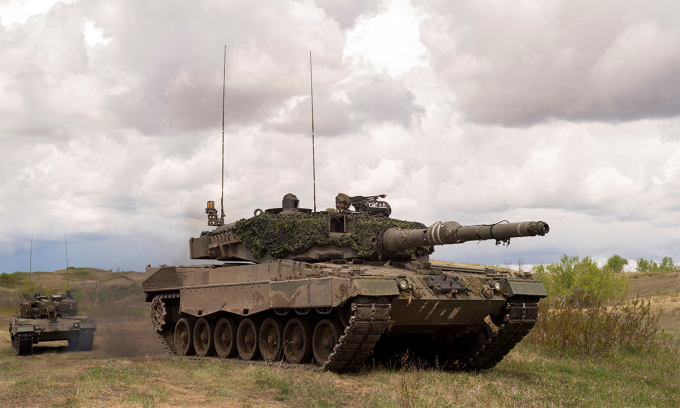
[283,318,313,364]
[214,317,238,358]
[312,319,343,366]
[193,318,216,357]
[80,329,95,351]
[236,318,261,361]
[259,318,284,362]
[174,317,196,356]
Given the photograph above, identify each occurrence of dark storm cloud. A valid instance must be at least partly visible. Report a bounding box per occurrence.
[272,73,424,135]
[418,0,680,126]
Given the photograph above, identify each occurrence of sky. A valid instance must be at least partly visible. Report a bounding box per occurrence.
[0,0,678,273]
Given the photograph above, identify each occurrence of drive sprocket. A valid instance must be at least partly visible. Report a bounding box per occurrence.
[150,296,168,333]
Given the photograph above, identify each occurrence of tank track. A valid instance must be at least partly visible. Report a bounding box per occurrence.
[153,293,180,355]
[322,296,391,372]
[461,295,540,370]
[11,333,34,356]
[151,293,391,372]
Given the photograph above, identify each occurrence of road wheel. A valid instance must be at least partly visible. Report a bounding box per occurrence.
[283,318,313,364]
[259,318,284,362]
[312,319,343,366]
[174,317,196,356]
[214,317,238,358]
[194,318,216,357]
[236,318,261,361]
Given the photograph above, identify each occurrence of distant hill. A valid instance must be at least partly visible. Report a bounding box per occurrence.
[0,268,147,311]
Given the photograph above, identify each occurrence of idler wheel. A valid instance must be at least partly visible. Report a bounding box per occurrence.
[174,317,196,356]
[193,317,216,357]
[236,318,261,361]
[283,318,313,364]
[259,318,284,362]
[149,296,167,333]
[312,319,343,366]
[214,317,239,358]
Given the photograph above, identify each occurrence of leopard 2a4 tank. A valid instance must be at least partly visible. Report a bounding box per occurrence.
[9,290,96,355]
[143,194,548,371]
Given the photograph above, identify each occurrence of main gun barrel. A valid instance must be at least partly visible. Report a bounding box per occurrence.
[382,220,549,253]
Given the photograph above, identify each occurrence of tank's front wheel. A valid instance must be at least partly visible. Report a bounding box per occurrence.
[193,318,216,357]
[283,318,313,364]
[312,319,343,366]
[214,317,238,358]
[236,318,261,360]
[259,318,284,362]
[174,317,196,356]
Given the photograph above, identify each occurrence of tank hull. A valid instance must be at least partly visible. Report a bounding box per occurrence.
[143,259,546,371]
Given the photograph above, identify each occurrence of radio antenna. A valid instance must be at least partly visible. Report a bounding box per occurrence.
[310,51,317,213]
[220,45,226,222]
[64,233,69,288]
[28,234,32,293]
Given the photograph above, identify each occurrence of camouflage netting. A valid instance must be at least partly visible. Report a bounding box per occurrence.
[234,213,434,260]
[20,297,78,318]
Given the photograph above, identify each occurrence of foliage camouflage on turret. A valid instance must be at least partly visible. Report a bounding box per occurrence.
[234,213,434,260]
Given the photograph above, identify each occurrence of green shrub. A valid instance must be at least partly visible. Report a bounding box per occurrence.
[532,254,629,301]
[528,293,664,356]
[0,272,25,288]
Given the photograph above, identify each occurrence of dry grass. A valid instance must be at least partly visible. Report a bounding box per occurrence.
[1,308,678,408]
[627,272,680,298]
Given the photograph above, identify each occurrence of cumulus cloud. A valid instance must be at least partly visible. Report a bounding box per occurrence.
[273,73,424,135]
[419,0,680,126]
[1,0,679,273]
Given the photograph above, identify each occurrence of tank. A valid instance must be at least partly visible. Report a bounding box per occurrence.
[9,290,97,355]
[143,194,549,371]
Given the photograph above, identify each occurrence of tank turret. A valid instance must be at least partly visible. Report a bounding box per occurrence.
[189,195,549,264]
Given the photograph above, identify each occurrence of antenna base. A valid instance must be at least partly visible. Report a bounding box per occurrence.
[206,201,224,226]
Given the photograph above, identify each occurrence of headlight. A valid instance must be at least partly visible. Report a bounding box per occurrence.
[491,281,502,291]
[397,279,409,290]
[73,323,80,328]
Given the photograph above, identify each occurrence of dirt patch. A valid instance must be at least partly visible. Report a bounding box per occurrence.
[93,315,167,358]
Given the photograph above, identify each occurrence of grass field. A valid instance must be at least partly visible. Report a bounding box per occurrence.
[1,269,678,407]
